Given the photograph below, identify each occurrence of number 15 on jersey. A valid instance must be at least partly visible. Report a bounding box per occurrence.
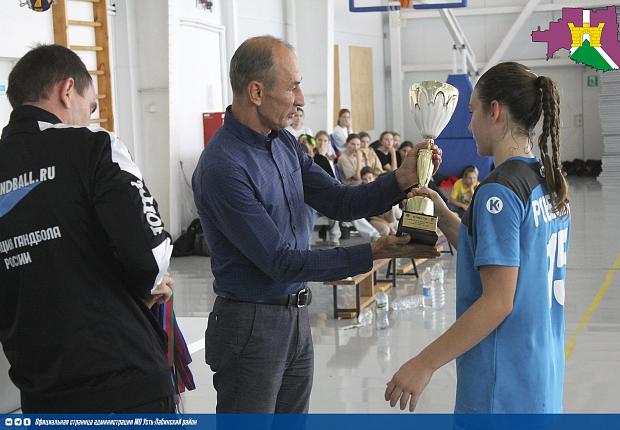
[547,227,569,308]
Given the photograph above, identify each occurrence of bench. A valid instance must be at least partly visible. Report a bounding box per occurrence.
[323,258,394,319]
[323,232,451,319]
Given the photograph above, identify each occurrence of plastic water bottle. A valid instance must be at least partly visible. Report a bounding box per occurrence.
[391,295,424,310]
[431,263,444,285]
[357,307,373,327]
[432,280,446,309]
[430,263,445,309]
[375,288,390,330]
[421,267,433,308]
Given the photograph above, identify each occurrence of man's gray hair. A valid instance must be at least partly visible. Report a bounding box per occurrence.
[229,35,294,96]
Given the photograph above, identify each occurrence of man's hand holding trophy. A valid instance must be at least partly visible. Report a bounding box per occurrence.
[396,81,459,246]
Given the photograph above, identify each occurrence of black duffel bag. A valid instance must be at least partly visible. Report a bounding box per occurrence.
[172,219,210,257]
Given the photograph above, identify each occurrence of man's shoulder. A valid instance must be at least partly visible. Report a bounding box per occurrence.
[199,129,250,179]
[204,128,240,159]
[39,121,109,136]
[39,122,112,150]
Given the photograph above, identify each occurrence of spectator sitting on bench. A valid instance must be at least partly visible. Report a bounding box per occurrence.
[361,167,402,237]
[298,134,317,245]
[359,131,384,176]
[448,165,479,218]
[313,131,336,179]
[337,133,364,185]
[285,106,313,140]
[334,134,382,241]
[298,133,316,156]
[374,131,398,172]
[332,108,353,154]
[397,140,414,167]
[392,132,402,151]
[313,130,341,246]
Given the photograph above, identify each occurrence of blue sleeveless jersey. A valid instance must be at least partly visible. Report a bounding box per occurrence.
[455,157,570,413]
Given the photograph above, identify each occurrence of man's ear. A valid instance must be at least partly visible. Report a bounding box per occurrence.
[248,81,263,106]
[57,78,75,109]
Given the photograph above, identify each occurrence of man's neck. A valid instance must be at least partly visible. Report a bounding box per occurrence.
[23,101,67,124]
[231,101,270,136]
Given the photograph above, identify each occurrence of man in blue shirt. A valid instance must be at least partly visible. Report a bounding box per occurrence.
[192,35,441,413]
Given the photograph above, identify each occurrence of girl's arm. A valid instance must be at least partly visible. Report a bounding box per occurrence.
[384,265,518,411]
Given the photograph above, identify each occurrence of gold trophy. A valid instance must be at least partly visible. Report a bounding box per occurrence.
[397,80,459,245]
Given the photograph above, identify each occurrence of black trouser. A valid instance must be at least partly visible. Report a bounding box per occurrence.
[22,396,175,414]
[116,396,175,413]
[205,297,314,413]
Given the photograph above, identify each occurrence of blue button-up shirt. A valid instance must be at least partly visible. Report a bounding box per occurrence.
[192,107,406,300]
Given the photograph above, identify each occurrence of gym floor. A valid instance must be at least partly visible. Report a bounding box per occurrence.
[171,177,620,413]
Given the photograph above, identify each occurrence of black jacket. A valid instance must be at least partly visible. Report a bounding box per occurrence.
[0,106,174,412]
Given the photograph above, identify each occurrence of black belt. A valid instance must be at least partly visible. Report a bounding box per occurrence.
[221,288,312,308]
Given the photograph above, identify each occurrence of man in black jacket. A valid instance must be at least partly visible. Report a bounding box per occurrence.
[0,45,175,413]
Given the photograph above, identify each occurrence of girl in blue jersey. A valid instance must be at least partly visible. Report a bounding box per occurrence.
[385,62,570,413]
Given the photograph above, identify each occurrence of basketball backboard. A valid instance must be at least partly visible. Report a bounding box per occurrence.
[348,0,467,13]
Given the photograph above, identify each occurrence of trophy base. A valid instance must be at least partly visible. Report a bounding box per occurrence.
[396,210,439,246]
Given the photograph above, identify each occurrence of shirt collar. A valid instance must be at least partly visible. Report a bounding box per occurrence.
[223,105,280,148]
[507,156,539,165]
[1,105,62,140]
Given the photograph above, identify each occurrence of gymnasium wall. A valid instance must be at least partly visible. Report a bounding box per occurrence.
[0,1,610,238]
[334,0,388,139]
[399,0,605,161]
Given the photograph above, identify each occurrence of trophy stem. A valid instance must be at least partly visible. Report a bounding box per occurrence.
[403,80,458,246]
[417,147,434,188]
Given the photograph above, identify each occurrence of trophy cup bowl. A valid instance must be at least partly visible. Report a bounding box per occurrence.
[397,80,459,245]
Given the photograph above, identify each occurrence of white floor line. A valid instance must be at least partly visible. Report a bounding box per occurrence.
[188,338,205,355]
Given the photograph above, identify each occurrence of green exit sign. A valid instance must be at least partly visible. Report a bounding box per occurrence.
[587,76,598,87]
